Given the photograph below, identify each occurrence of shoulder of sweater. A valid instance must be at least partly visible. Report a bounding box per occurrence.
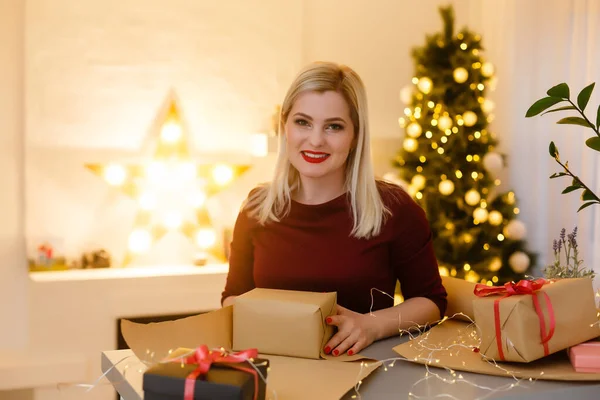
[376,180,427,221]
[241,184,270,209]
[234,184,270,225]
[376,180,412,208]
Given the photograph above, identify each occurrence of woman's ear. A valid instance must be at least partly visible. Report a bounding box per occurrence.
[279,120,286,137]
[351,135,359,152]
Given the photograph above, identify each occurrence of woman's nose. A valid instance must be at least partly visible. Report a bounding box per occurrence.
[308,128,325,147]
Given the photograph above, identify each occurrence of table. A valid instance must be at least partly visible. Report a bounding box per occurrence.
[102,334,600,400]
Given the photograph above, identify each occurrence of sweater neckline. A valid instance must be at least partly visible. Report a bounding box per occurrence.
[290,192,349,210]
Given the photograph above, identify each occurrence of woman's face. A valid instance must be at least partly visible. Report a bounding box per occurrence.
[284,90,356,187]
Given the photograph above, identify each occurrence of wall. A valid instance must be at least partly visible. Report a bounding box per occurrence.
[23,0,477,266]
[0,0,28,350]
[24,0,303,265]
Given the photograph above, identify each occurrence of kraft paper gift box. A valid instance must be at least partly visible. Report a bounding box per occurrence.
[473,278,599,363]
[441,275,479,321]
[143,347,269,400]
[121,288,380,400]
[569,340,600,373]
[233,288,336,359]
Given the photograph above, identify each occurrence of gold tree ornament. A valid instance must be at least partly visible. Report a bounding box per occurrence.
[86,94,250,266]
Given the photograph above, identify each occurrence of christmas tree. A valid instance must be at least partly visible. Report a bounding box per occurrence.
[389,6,535,284]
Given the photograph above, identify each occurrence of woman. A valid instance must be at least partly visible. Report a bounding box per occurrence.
[222,61,446,356]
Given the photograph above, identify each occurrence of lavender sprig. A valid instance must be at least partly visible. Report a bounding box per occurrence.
[543,226,594,280]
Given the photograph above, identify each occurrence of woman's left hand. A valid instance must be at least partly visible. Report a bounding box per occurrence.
[323,305,380,356]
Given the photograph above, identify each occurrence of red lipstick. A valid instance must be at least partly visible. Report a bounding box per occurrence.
[301,151,330,164]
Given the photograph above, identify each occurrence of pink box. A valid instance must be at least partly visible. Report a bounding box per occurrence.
[569,340,600,373]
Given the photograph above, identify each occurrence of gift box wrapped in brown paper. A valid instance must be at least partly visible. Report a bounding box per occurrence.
[473,278,599,363]
[120,288,380,400]
[394,277,600,382]
[233,288,336,359]
[441,275,478,321]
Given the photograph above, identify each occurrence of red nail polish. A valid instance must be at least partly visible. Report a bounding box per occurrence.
[348,350,354,356]
[326,317,332,324]
[324,346,331,354]
[333,349,339,356]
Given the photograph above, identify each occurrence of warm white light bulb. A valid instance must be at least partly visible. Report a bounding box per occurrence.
[403,138,418,153]
[464,189,481,206]
[128,229,152,254]
[481,62,495,77]
[160,121,182,143]
[482,99,495,113]
[146,162,166,184]
[189,190,207,208]
[406,122,423,138]
[453,67,469,83]
[196,228,217,249]
[103,164,127,186]
[163,211,183,230]
[138,192,157,210]
[439,180,455,196]
[488,210,503,226]
[438,115,453,131]
[473,207,489,223]
[411,174,426,190]
[489,257,502,272]
[417,77,433,94]
[177,162,197,183]
[212,164,234,186]
[462,111,478,127]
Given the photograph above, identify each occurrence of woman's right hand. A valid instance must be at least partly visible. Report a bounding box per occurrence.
[222,295,237,307]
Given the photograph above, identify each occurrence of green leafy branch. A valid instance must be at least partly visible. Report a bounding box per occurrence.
[526,82,600,211]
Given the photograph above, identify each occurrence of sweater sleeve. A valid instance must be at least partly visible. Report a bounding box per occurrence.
[221,209,257,305]
[389,190,447,318]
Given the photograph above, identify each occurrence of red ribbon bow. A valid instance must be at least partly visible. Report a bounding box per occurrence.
[170,345,260,400]
[474,278,556,361]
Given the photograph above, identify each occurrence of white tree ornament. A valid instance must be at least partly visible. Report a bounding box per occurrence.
[509,251,530,273]
[504,220,527,240]
[482,152,504,175]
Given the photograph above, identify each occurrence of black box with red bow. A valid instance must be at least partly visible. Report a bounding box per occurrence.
[143,347,269,400]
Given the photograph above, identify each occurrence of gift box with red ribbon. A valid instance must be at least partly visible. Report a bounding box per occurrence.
[143,346,269,400]
[472,278,599,363]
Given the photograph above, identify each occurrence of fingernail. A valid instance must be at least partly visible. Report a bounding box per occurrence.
[326,317,332,324]
[347,350,354,356]
[333,349,339,356]
[324,346,331,354]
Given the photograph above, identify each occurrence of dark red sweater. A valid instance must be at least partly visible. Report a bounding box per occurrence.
[222,182,447,316]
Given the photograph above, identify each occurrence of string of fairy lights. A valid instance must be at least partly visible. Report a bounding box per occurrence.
[61,289,600,399]
[353,288,533,399]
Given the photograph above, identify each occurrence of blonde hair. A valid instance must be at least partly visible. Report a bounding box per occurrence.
[244,61,390,238]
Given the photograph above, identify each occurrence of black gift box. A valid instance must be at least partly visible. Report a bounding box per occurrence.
[143,355,269,400]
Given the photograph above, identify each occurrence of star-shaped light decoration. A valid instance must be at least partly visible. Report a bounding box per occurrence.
[86,94,250,266]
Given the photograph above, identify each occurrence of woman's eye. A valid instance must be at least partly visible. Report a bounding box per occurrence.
[294,119,309,126]
[327,123,344,131]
